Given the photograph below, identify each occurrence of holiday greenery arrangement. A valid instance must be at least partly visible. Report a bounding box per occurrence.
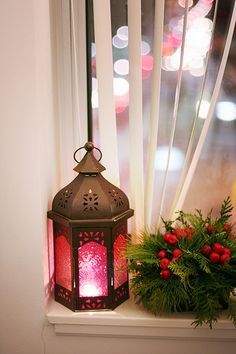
[126,197,236,328]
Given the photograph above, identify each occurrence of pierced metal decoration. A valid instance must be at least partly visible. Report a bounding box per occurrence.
[48,142,134,312]
[58,189,73,208]
[108,189,124,208]
[83,190,99,212]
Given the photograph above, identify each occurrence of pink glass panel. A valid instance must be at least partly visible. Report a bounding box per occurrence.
[78,241,108,297]
[55,235,72,291]
[114,234,128,289]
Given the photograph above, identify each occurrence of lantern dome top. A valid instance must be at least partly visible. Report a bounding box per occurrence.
[49,142,134,224]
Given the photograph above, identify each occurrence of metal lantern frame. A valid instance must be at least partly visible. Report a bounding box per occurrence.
[48,142,134,311]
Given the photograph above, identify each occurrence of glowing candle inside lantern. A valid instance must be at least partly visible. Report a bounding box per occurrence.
[78,241,108,297]
[80,283,101,297]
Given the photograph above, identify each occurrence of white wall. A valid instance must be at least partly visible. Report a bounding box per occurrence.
[0,1,58,353]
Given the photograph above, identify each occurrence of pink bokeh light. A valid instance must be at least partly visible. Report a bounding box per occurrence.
[115,93,129,114]
[142,55,153,71]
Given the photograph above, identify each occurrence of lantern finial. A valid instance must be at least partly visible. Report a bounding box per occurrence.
[73,142,105,174]
[84,141,94,151]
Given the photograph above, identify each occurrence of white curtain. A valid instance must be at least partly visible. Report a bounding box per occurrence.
[58,0,236,235]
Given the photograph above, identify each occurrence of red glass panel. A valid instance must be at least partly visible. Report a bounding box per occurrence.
[114,234,128,289]
[78,241,108,297]
[55,235,72,291]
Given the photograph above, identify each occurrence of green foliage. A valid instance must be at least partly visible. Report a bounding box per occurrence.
[127,198,236,328]
[218,196,233,225]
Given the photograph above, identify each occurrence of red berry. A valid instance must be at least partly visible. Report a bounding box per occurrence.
[223,247,231,255]
[212,242,224,254]
[229,233,235,239]
[160,269,171,279]
[169,235,178,244]
[164,233,178,244]
[201,245,212,256]
[207,224,212,234]
[174,228,184,239]
[220,253,231,264]
[173,249,183,258]
[156,250,167,259]
[174,228,192,239]
[171,257,179,262]
[164,232,173,242]
[209,252,220,263]
[184,228,193,239]
[223,223,231,232]
[160,258,170,269]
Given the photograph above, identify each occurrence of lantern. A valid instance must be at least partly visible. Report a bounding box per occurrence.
[48,142,134,311]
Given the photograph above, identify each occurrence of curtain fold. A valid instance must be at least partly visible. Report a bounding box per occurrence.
[128,0,144,237]
[173,0,236,214]
[169,0,219,218]
[93,0,120,186]
[70,0,87,151]
[144,0,164,230]
[157,0,190,227]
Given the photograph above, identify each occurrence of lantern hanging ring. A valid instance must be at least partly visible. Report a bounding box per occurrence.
[73,142,102,163]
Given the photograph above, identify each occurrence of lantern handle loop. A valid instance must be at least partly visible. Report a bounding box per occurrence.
[73,142,102,163]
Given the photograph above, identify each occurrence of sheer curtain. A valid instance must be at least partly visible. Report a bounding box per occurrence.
[56,0,236,237]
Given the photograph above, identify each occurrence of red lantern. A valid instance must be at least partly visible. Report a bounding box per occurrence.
[48,142,134,311]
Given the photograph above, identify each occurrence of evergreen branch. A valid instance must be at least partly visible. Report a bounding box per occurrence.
[218,196,233,225]
[127,198,236,328]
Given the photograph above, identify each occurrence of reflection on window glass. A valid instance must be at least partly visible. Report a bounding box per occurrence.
[91,0,236,224]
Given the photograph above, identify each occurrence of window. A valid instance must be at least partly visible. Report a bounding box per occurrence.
[46,0,236,334]
[53,0,236,232]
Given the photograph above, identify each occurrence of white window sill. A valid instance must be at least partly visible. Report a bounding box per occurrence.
[46,298,236,340]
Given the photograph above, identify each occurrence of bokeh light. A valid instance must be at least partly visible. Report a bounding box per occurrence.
[178,0,193,8]
[113,78,129,96]
[196,99,210,119]
[142,69,152,80]
[190,66,205,77]
[92,90,99,109]
[117,26,129,41]
[216,101,236,121]
[163,5,213,73]
[141,41,151,56]
[142,55,154,71]
[112,35,128,49]
[91,43,96,58]
[114,59,129,76]
[115,93,129,114]
[155,146,185,171]
[92,77,97,90]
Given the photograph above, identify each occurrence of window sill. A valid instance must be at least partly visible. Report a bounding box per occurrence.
[46,298,236,339]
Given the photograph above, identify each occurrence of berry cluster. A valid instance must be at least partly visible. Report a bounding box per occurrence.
[156,231,185,279]
[173,228,193,240]
[126,198,236,328]
[201,242,231,264]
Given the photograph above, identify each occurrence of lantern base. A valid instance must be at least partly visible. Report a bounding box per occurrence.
[113,282,129,309]
[54,282,129,312]
[55,284,74,311]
